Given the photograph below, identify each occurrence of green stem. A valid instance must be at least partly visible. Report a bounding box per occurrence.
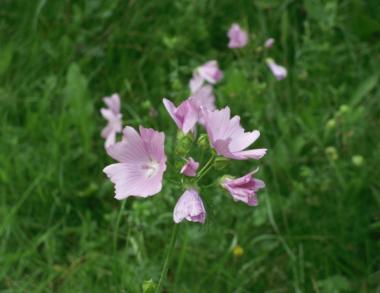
[196,154,216,183]
[155,224,179,293]
[113,200,126,251]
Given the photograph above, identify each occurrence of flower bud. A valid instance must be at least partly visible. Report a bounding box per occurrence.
[339,104,350,115]
[214,156,230,170]
[325,118,336,129]
[325,146,338,160]
[197,134,209,150]
[352,155,364,167]
[175,131,193,156]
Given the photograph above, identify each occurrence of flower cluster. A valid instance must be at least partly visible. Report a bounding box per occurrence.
[101,23,274,224]
[226,23,287,80]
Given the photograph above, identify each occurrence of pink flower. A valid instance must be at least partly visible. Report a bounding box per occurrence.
[101,94,122,147]
[264,38,275,48]
[197,60,223,84]
[103,126,167,200]
[222,171,265,206]
[203,107,267,160]
[266,58,287,80]
[189,85,216,112]
[180,157,200,177]
[173,189,206,224]
[227,23,248,48]
[189,73,204,94]
[163,98,199,134]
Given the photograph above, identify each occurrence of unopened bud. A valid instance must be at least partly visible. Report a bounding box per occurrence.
[339,104,350,115]
[175,131,193,156]
[214,156,229,170]
[325,146,338,160]
[326,118,336,129]
[197,134,209,150]
[352,155,364,167]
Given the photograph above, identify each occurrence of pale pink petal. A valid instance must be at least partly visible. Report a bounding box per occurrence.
[189,73,204,94]
[229,130,260,152]
[163,98,180,128]
[197,60,223,84]
[230,149,267,160]
[264,38,275,48]
[173,189,206,224]
[103,162,164,199]
[203,107,266,161]
[103,126,167,200]
[189,85,216,111]
[228,23,249,48]
[103,93,120,114]
[139,126,166,162]
[107,126,149,163]
[105,131,116,148]
[222,172,265,206]
[180,157,199,177]
[266,58,287,80]
[163,98,198,134]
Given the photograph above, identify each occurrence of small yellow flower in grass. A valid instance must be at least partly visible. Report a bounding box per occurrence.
[232,245,244,257]
[352,155,364,167]
[325,146,338,160]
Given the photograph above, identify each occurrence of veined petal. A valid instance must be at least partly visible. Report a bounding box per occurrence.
[103,163,164,199]
[173,189,206,224]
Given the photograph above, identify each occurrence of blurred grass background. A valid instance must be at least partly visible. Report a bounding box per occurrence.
[1,0,380,292]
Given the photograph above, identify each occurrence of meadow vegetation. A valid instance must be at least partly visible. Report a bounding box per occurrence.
[1,0,380,292]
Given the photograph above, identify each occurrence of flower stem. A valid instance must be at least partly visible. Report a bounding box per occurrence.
[113,200,126,251]
[196,154,216,183]
[155,224,179,293]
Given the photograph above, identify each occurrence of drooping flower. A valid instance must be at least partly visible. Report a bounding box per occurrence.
[203,107,267,160]
[266,58,287,80]
[163,98,199,134]
[173,189,206,224]
[197,60,223,84]
[103,126,167,200]
[100,94,123,147]
[221,171,265,206]
[227,23,248,48]
[264,38,275,48]
[180,157,200,177]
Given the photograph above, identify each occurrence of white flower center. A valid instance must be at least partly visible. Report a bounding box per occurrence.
[143,160,160,178]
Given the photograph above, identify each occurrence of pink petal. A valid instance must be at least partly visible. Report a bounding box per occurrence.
[180,157,200,177]
[103,162,165,199]
[264,38,275,48]
[107,126,149,163]
[228,23,248,48]
[173,189,206,224]
[189,73,204,94]
[163,98,198,134]
[231,148,267,160]
[229,130,260,152]
[103,93,120,114]
[197,60,223,84]
[266,59,287,80]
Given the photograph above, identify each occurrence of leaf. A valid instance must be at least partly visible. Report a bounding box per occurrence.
[351,74,378,107]
[317,275,350,292]
[142,279,156,293]
[0,44,14,76]
[64,63,94,150]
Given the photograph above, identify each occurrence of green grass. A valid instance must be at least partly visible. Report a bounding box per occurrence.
[1,0,380,292]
